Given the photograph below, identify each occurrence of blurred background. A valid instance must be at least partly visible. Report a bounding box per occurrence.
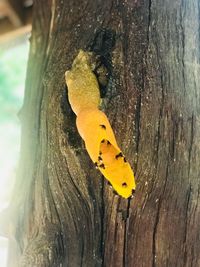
[0,0,33,266]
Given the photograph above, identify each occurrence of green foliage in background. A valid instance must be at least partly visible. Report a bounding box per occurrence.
[0,42,29,122]
[0,38,29,267]
[0,40,29,206]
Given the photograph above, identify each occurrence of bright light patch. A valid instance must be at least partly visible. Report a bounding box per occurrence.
[0,238,8,267]
[0,39,29,267]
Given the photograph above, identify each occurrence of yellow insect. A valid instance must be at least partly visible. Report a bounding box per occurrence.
[65,50,135,198]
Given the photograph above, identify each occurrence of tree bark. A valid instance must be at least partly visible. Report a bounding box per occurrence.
[7,0,200,266]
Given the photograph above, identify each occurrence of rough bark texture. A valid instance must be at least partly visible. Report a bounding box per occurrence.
[7,0,200,266]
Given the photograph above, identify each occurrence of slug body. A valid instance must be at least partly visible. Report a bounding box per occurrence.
[65,50,135,199]
[65,50,100,115]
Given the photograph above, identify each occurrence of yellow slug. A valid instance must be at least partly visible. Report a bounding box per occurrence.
[65,50,100,115]
[65,50,136,198]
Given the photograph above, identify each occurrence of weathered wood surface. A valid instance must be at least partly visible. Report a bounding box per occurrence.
[8,0,200,266]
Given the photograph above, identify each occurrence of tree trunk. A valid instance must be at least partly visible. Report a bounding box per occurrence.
[7,0,200,266]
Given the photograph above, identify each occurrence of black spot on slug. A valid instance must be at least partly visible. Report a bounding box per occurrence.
[98,156,102,161]
[107,140,111,145]
[123,157,127,162]
[132,189,135,194]
[99,163,105,169]
[122,182,127,188]
[94,162,98,169]
[101,139,105,143]
[100,124,106,129]
[115,152,123,159]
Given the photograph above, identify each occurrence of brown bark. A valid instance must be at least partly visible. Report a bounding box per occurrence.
[7,0,200,266]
